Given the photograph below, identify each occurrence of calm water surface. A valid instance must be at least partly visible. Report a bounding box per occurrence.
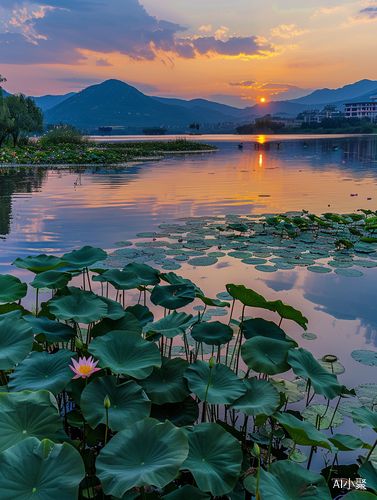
[1,134,377,393]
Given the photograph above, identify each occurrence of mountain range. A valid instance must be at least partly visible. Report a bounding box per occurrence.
[1,78,377,131]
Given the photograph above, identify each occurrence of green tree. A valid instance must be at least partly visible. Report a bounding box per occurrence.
[0,80,13,148]
[4,93,43,147]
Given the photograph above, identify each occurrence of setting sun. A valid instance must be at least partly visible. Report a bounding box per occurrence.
[260,98,266,103]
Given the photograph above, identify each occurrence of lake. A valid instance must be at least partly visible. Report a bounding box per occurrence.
[1,133,377,395]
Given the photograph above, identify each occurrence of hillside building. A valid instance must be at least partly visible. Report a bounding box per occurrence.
[344,96,377,122]
[299,106,343,124]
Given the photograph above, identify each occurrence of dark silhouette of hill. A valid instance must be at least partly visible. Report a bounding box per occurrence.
[44,80,240,129]
[151,96,251,118]
[32,93,76,112]
[288,79,377,105]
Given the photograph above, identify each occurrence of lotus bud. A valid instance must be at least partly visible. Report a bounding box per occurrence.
[251,443,260,457]
[209,356,215,369]
[104,395,111,409]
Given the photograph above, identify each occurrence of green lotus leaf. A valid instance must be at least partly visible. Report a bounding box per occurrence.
[163,485,210,499]
[150,284,196,310]
[191,321,233,346]
[317,359,345,375]
[91,313,142,339]
[328,434,367,451]
[23,315,76,342]
[287,348,342,400]
[96,418,189,497]
[89,331,161,378]
[241,337,293,375]
[264,299,308,330]
[125,304,154,326]
[351,350,377,367]
[338,400,363,419]
[30,270,72,290]
[229,378,280,416]
[183,360,246,404]
[98,296,126,320]
[181,423,243,496]
[0,390,62,453]
[62,246,107,268]
[301,332,317,340]
[143,311,193,339]
[359,461,377,493]
[0,309,23,321]
[301,404,344,430]
[272,411,337,451]
[352,406,377,430]
[150,396,199,426]
[102,269,140,290]
[49,289,108,323]
[188,256,218,266]
[159,271,203,294]
[9,350,78,395]
[0,318,34,370]
[244,460,332,499]
[226,284,269,310]
[355,383,377,409]
[0,437,85,500]
[12,254,67,273]
[270,378,305,403]
[123,262,160,285]
[241,318,286,341]
[195,293,230,308]
[139,357,189,404]
[0,274,27,302]
[0,302,29,317]
[342,491,377,499]
[81,376,151,431]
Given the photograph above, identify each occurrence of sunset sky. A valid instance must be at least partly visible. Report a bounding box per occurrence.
[1,0,377,106]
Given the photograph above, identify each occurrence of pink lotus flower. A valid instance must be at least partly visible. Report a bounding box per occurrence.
[69,356,101,379]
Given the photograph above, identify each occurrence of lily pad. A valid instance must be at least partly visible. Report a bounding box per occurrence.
[96,418,189,497]
[80,376,151,431]
[89,330,161,378]
[301,404,344,429]
[187,256,218,266]
[0,275,27,302]
[8,350,78,395]
[307,266,332,274]
[355,383,377,409]
[139,357,190,404]
[351,350,377,367]
[301,332,317,340]
[208,252,226,257]
[338,400,363,418]
[334,268,363,277]
[255,265,277,273]
[162,263,182,270]
[241,258,268,265]
[181,423,243,497]
[183,360,246,404]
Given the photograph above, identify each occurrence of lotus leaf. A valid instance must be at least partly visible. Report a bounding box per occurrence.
[0,274,27,302]
[334,268,363,277]
[301,404,344,429]
[318,359,345,375]
[359,461,377,493]
[23,315,76,342]
[241,318,286,341]
[163,485,210,499]
[160,272,202,294]
[0,390,62,453]
[89,330,161,378]
[226,284,269,310]
[150,284,196,310]
[188,256,218,266]
[9,350,78,395]
[143,311,193,339]
[0,318,34,370]
[98,296,126,320]
[241,258,268,264]
[62,246,107,268]
[195,293,230,308]
[91,313,142,339]
[125,304,154,326]
[191,321,233,346]
[150,396,199,426]
[287,348,342,400]
[0,309,22,321]
[328,434,366,451]
[81,376,150,431]
[0,437,85,500]
[183,360,246,404]
[139,357,189,404]
[229,377,280,416]
[96,418,189,497]
[351,350,377,367]
[270,378,305,403]
[352,406,377,430]
[338,400,363,418]
[123,262,160,285]
[102,269,140,290]
[12,254,67,273]
[241,337,293,375]
[272,411,337,451]
[355,383,377,409]
[244,460,332,499]
[342,491,377,499]
[307,266,332,273]
[30,270,72,290]
[49,289,108,323]
[265,300,308,330]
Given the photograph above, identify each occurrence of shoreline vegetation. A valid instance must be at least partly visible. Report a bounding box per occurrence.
[0,139,218,166]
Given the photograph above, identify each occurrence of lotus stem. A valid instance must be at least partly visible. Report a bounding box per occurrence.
[278,317,283,327]
[141,486,146,500]
[104,407,109,446]
[307,446,315,469]
[328,396,341,428]
[228,298,235,325]
[365,437,377,461]
[217,345,221,363]
[305,379,311,406]
[168,338,173,358]
[267,419,275,471]
[86,267,92,292]
[35,288,39,317]
[82,271,85,290]
[326,454,337,484]
[202,359,214,423]
[287,442,296,460]
[143,289,146,306]
[0,370,7,386]
[256,456,261,498]
[183,332,189,361]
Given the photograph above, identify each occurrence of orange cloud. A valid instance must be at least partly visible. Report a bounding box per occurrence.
[271,24,309,38]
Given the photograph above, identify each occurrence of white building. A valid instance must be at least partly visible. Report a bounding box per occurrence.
[344,96,377,122]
